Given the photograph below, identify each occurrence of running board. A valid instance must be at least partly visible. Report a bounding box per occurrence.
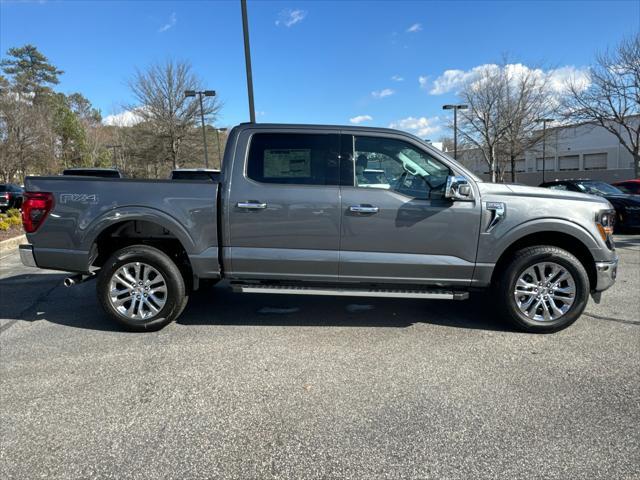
[232,284,469,300]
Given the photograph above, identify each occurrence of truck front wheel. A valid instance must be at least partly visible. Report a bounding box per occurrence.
[97,245,188,331]
[497,246,590,333]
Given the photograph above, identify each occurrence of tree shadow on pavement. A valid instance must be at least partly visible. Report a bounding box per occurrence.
[0,274,513,333]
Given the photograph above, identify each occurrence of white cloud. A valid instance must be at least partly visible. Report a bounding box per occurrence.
[350,115,373,124]
[428,63,591,95]
[158,12,177,33]
[275,9,307,27]
[418,75,429,89]
[388,116,441,138]
[371,88,395,99]
[406,23,422,33]
[546,65,591,93]
[103,109,144,127]
[391,75,404,82]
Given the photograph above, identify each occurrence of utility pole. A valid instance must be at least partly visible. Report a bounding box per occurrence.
[185,90,216,168]
[442,104,468,160]
[241,0,256,122]
[105,144,122,169]
[535,118,554,183]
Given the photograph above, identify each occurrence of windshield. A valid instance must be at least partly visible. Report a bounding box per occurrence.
[575,181,624,195]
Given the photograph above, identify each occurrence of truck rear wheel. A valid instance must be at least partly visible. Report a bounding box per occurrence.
[497,246,590,333]
[97,245,187,331]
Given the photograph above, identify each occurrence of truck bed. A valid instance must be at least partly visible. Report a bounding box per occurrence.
[23,176,220,278]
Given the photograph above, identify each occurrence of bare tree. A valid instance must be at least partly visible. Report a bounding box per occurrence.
[564,34,640,177]
[457,65,510,182]
[127,59,220,169]
[499,66,556,182]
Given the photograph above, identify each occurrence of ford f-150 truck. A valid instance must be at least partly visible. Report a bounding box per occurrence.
[19,123,619,333]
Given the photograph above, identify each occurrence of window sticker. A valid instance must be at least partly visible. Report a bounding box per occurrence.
[264,149,311,178]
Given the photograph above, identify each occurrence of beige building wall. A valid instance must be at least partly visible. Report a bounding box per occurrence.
[454,118,637,185]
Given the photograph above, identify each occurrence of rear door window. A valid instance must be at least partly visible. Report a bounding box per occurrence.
[247,133,340,186]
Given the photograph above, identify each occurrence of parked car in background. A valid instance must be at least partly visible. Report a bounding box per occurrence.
[62,168,122,178]
[539,179,640,231]
[0,184,24,212]
[612,178,640,195]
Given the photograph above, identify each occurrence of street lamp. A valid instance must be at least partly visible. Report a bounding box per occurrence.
[240,0,256,123]
[442,104,468,160]
[215,127,227,166]
[535,118,554,183]
[185,90,216,168]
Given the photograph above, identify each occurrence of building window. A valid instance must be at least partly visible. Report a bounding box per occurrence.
[583,153,607,170]
[536,157,554,171]
[515,159,526,173]
[558,155,580,171]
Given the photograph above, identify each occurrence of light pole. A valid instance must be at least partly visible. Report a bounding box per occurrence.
[442,104,468,160]
[535,118,554,183]
[215,127,227,166]
[241,0,256,122]
[185,90,216,168]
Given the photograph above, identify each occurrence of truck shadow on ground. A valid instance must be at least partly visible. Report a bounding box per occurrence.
[0,275,513,333]
[178,285,512,331]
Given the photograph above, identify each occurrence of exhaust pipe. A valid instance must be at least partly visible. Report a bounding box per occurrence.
[63,273,96,287]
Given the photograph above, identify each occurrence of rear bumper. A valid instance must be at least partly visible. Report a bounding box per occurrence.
[19,244,37,267]
[594,258,618,292]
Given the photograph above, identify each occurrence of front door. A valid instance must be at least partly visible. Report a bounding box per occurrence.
[226,129,342,282]
[339,133,481,287]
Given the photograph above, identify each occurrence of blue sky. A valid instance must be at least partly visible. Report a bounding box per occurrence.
[1,0,638,139]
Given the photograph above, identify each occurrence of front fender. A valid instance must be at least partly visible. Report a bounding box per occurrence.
[477,217,606,264]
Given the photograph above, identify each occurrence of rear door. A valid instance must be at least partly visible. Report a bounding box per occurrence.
[338,133,482,286]
[226,128,342,281]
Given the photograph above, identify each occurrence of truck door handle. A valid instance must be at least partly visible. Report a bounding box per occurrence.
[349,205,379,214]
[237,201,267,210]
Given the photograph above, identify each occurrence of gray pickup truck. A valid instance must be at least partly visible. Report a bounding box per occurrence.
[19,123,618,333]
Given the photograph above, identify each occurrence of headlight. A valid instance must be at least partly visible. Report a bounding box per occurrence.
[596,209,615,242]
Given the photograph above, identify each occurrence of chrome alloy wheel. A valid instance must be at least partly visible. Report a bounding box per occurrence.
[513,262,576,321]
[108,262,167,320]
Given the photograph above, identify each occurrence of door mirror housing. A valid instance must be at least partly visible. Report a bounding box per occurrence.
[445,175,473,201]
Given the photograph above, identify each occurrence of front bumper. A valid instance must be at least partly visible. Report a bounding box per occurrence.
[19,244,37,267]
[594,258,618,292]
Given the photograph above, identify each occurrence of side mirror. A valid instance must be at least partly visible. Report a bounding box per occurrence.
[445,175,473,201]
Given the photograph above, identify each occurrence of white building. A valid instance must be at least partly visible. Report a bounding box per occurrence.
[454,117,637,185]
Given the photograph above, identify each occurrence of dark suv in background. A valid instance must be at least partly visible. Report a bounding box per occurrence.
[0,184,24,212]
[540,179,640,231]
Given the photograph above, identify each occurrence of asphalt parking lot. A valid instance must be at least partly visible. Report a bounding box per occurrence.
[1,236,639,479]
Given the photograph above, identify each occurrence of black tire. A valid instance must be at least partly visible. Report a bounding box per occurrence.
[496,246,590,333]
[97,245,188,332]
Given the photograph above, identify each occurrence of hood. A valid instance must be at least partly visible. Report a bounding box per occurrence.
[603,193,640,207]
[477,182,612,206]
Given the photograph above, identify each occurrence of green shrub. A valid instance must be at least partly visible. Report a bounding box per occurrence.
[7,208,20,218]
[9,215,22,227]
[0,220,10,231]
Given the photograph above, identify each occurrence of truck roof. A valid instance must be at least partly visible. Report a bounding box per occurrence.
[234,122,420,137]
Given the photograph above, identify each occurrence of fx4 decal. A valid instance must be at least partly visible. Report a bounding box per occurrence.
[59,193,99,204]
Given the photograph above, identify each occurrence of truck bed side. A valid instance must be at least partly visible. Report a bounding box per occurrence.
[23,176,220,279]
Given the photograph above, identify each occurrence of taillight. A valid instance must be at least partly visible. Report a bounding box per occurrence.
[22,192,54,233]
